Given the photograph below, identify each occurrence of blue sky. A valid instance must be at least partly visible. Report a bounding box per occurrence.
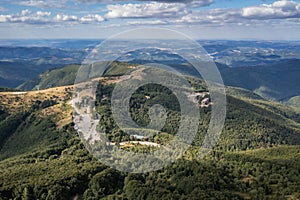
[0,0,300,40]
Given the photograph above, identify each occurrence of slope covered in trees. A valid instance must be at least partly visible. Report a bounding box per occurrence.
[0,67,300,199]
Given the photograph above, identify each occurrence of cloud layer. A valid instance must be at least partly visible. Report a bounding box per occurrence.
[0,10,104,24]
[11,0,214,8]
[1,0,300,27]
[105,2,188,18]
[73,0,213,6]
[106,0,300,25]
[174,0,300,25]
[0,9,51,24]
[54,13,105,23]
[242,0,300,19]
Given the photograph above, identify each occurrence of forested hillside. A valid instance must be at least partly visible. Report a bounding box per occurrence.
[1,72,300,199]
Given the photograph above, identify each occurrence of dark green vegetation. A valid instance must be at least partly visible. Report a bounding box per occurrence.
[0,90,69,160]
[96,81,181,143]
[226,87,264,100]
[0,87,20,92]
[95,76,300,150]
[19,64,80,90]
[1,61,300,199]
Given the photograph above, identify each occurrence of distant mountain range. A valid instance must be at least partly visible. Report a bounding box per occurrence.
[0,46,89,88]
[0,46,88,62]
[202,40,300,67]
[117,48,187,64]
[18,59,300,104]
[0,40,299,103]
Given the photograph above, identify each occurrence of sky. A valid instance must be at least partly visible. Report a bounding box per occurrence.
[0,0,300,40]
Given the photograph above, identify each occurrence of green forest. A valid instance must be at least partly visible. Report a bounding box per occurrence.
[0,65,300,199]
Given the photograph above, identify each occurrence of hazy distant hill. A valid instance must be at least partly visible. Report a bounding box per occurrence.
[0,46,88,88]
[202,40,300,67]
[0,46,86,61]
[220,59,300,101]
[0,60,62,88]
[118,48,186,64]
[19,58,300,103]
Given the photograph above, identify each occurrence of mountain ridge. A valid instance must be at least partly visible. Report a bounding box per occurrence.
[18,58,300,104]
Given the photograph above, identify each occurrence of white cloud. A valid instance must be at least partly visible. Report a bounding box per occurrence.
[54,14,78,22]
[105,2,188,18]
[127,20,167,25]
[242,0,300,19]
[0,9,105,25]
[54,13,105,23]
[190,0,213,8]
[2,0,300,28]
[173,0,300,25]
[37,11,51,17]
[0,15,11,23]
[0,9,51,24]
[104,0,300,26]
[21,9,31,16]
[74,0,213,6]
[12,0,214,9]
[80,14,104,22]
[174,9,241,25]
